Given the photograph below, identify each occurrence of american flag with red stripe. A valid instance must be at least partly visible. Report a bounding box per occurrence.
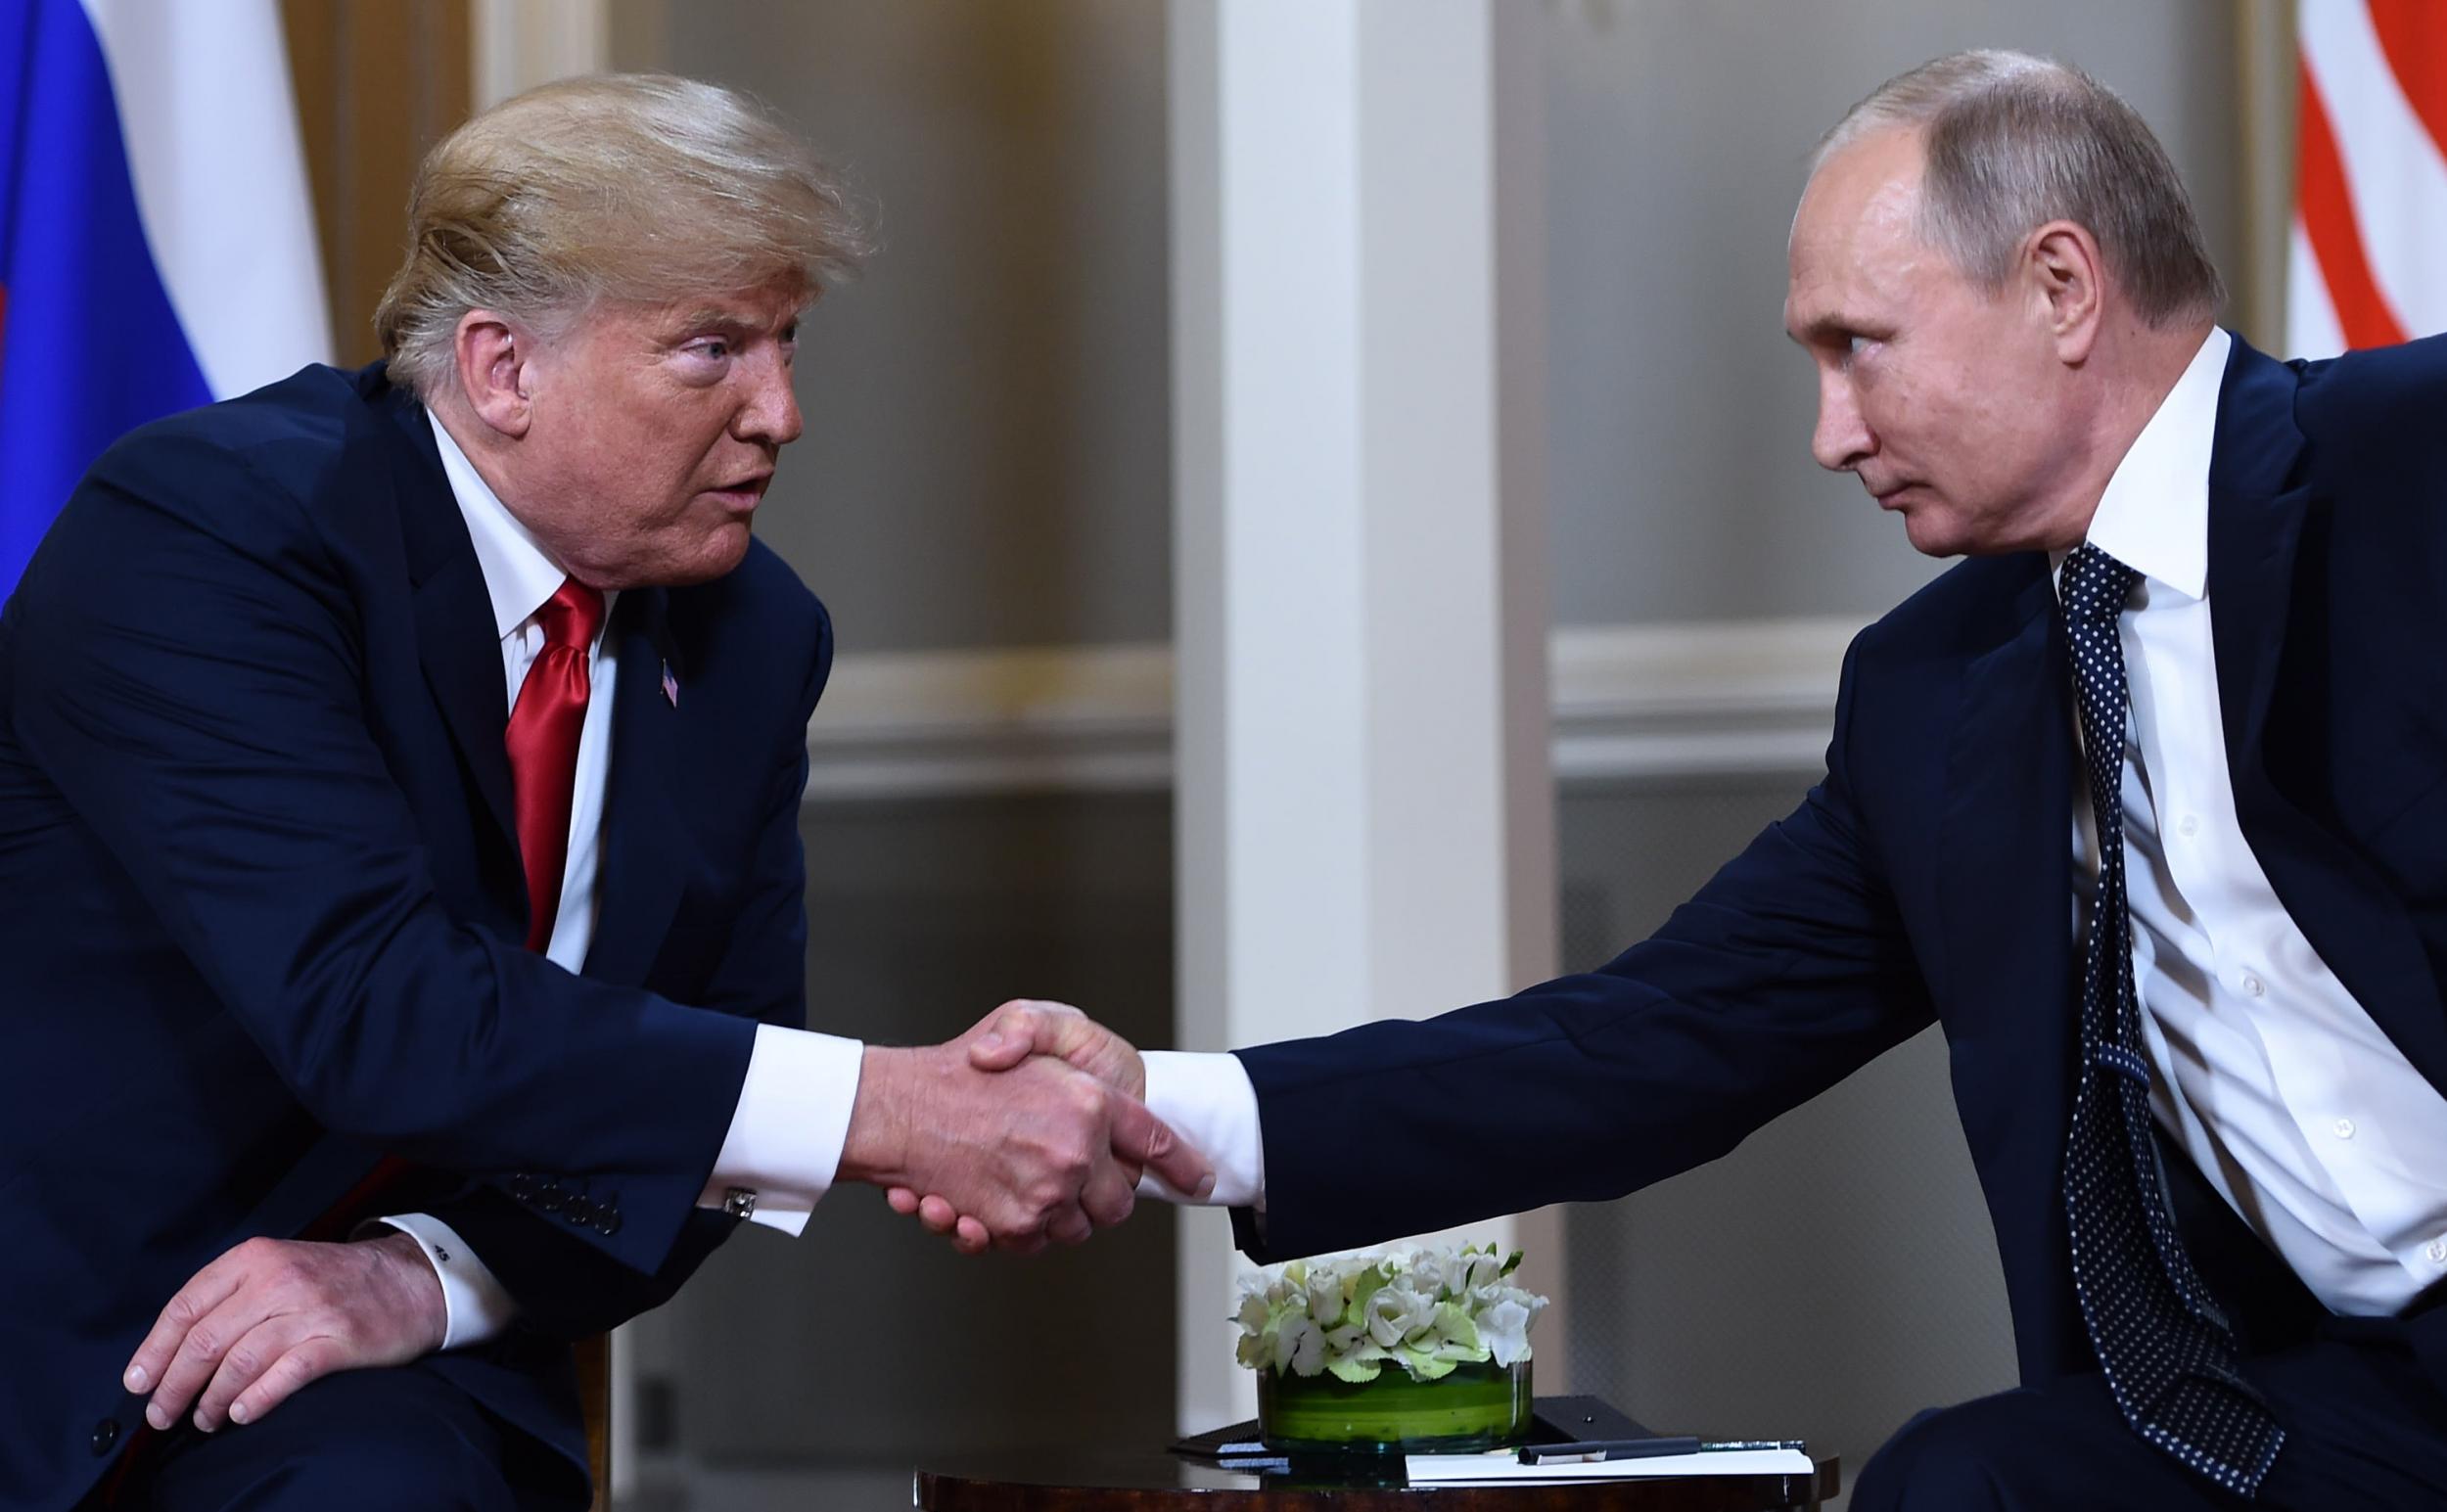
[2290,0,2447,356]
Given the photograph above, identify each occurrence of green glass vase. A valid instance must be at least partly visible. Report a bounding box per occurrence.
[1256,1358,1532,1454]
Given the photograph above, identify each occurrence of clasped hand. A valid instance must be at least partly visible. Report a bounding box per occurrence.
[848,1000,1196,1254]
[879,999,1159,1256]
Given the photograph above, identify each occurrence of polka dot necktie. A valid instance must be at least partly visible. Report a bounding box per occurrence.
[2057,542,2284,1496]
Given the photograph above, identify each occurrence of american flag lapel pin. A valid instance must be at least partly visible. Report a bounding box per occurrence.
[660,660,679,709]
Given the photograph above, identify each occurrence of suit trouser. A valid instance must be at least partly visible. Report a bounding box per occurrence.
[1857,1134,2447,1510]
[1850,1317,2447,1511]
[86,1361,586,1512]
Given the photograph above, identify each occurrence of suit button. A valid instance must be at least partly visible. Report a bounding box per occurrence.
[564,1198,597,1224]
[594,1209,622,1236]
[92,1418,119,1455]
[536,1189,564,1213]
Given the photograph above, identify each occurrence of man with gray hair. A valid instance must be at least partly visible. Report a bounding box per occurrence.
[957,49,2447,1508]
[0,74,1207,1511]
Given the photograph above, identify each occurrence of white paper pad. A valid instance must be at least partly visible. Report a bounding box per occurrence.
[1407,1447,1815,1483]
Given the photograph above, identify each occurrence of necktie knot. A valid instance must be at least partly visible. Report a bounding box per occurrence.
[536,578,605,654]
[2061,542,2140,627]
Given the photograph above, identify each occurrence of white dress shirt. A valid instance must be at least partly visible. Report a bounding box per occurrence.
[2067,329,2447,1316]
[1146,330,2447,1320]
[383,414,866,1348]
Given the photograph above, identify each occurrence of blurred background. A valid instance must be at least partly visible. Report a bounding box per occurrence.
[10,1,2421,1507]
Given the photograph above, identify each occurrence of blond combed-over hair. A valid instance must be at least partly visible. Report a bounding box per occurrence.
[376,73,870,398]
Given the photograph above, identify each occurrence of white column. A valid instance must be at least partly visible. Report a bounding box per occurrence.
[1170,0,1558,1432]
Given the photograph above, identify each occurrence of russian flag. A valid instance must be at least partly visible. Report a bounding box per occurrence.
[0,0,328,596]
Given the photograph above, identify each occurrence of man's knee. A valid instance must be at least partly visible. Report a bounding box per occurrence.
[143,1368,544,1512]
[1848,1378,2211,1512]
[215,1443,514,1512]
[1853,1400,2017,1512]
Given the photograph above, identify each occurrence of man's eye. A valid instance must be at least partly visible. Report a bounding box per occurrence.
[700,340,731,360]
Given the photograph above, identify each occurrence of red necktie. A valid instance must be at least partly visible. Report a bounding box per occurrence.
[504,578,606,952]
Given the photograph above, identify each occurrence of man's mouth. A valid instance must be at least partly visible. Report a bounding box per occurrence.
[709,475,771,511]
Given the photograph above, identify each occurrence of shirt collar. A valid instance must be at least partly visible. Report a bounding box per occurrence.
[2055,327,2228,603]
[426,410,574,641]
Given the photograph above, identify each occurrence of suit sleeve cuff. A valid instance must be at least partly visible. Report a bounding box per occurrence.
[371,1213,518,1351]
[696,1024,864,1237]
[1139,1050,1266,1210]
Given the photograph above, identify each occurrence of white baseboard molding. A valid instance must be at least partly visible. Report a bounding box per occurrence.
[805,643,1175,800]
[803,617,1864,801]
[1548,616,1856,782]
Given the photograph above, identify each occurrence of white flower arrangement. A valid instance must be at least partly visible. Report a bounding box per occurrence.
[1233,1243,1549,1384]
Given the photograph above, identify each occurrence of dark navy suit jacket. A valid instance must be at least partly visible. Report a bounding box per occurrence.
[0,363,832,1510]
[1233,334,2447,1396]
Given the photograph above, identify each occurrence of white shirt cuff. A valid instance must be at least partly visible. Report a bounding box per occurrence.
[372,1213,518,1351]
[696,1024,865,1236]
[1139,1050,1266,1209]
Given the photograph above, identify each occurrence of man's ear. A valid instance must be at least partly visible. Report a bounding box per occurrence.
[451,311,532,438]
[2026,219,2104,365]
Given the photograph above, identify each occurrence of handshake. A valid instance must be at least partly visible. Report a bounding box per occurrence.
[844,1000,1211,1256]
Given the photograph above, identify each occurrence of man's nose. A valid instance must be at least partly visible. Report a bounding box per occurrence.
[1810,372,1872,474]
[737,353,803,447]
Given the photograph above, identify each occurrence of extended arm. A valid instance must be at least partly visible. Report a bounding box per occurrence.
[939,640,1934,1260]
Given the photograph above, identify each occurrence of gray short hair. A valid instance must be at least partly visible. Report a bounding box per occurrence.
[1816,50,2222,326]
[376,73,872,398]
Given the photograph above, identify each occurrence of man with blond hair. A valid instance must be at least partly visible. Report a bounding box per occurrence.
[0,74,1206,1511]
[952,50,2447,1508]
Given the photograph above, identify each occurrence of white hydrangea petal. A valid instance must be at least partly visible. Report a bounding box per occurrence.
[1365,1288,1408,1349]
[1309,1271,1344,1324]
[1290,1318,1327,1376]
[1274,1314,1314,1372]
[1481,1297,1532,1367]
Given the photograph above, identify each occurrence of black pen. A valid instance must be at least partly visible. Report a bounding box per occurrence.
[1519,1437,1806,1462]
[1520,1437,1697,1462]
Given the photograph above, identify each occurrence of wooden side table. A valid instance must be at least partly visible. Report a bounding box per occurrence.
[914,1448,1839,1511]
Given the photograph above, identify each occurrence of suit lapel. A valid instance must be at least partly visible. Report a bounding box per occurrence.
[2207,338,2447,1089]
[1937,566,2078,1158]
[2205,337,2312,777]
[1933,565,2093,1381]
[583,588,695,986]
[387,393,520,851]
